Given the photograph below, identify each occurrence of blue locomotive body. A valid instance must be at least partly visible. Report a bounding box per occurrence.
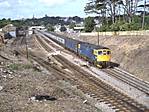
[65,38,78,52]
[78,42,96,62]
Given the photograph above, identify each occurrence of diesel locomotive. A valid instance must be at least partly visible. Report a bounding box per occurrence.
[42,31,111,68]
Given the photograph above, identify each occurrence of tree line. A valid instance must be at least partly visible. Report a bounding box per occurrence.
[0,16,83,29]
[84,0,149,31]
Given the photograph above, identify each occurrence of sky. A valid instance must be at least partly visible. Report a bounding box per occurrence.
[0,0,89,20]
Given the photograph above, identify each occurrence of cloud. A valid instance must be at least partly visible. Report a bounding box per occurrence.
[0,1,10,7]
[38,0,74,6]
[0,0,87,19]
[0,0,11,1]
[18,0,23,4]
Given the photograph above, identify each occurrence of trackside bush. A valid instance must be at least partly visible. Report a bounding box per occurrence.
[99,21,142,31]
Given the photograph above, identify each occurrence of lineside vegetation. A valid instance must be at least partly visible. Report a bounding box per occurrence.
[85,0,149,32]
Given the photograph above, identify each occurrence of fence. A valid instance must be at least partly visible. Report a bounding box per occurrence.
[80,30,149,36]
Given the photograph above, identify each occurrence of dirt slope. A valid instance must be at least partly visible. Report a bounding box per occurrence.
[73,35,149,82]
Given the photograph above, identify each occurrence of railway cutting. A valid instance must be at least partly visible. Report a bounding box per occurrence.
[0,29,149,112]
[31,30,149,111]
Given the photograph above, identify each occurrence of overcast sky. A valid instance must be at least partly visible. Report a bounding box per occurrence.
[0,0,88,19]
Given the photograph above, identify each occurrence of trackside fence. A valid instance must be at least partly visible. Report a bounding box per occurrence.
[80,30,149,36]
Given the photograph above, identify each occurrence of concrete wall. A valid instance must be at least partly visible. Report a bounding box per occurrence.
[80,30,149,36]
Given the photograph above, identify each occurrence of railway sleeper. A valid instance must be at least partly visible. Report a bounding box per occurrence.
[89,93,105,98]
[115,109,131,112]
[109,100,132,109]
[115,106,131,111]
[111,105,128,111]
[120,99,148,111]
[98,97,115,102]
[118,103,144,112]
[112,106,131,112]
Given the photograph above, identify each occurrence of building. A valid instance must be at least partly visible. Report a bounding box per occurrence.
[29,26,46,35]
[74,26,84,32]
[29,26,46,31]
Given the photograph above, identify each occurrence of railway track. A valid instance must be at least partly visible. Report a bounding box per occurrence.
[43,32,149,95]
[39,31,149,96]
[53,55,148,112]
[0,54,10,60]
[102,68,149,95]
[11,36,26,47]
[33,32,149,112]
[35,35,55,52]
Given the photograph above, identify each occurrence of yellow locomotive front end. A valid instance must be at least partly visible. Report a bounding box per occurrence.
[93,49,111,68]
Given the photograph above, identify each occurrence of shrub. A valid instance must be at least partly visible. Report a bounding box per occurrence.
[84,17,95,32]
[60,26,67,32]
[110,22,120,31]
[48,26,55,32]
[119,23,130,31]
[8,63,33,70]
[100,21,141,31]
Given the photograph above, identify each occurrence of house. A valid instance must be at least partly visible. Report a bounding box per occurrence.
[74,26,84,32]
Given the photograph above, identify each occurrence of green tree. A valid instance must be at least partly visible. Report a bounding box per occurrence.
[0,18,11,28]
[84,16,95,32]
[85,0,119,24]
[84,0,149,31]
[48,24,55,32]
[69,23,76,29]
[60,26,67,32]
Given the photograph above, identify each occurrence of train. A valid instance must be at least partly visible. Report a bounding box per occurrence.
[41,31,112,68]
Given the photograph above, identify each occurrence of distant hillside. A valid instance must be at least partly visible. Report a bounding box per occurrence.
[10,16,84,27]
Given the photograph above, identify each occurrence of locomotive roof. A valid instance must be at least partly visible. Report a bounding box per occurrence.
[82,42,109,49]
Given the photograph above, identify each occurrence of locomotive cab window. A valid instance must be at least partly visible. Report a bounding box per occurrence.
[107,51,111,55]
[98,51,102,55]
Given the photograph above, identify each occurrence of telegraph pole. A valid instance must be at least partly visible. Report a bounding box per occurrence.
[25,28,29,59]
[97,31,99,45]
[142,0,146,29]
